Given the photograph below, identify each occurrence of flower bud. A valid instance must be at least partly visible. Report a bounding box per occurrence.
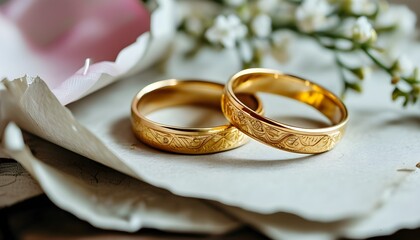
[392,56,414,77]
[352,17,376,44]
[350,67,368,80]
[391,76,400,85]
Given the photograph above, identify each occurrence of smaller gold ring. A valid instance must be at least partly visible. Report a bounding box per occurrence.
[131,79,263,154]
[222,68,349,154]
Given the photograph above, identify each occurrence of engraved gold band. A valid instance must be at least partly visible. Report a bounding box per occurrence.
[131,79,263,154]
[222,68,349,154]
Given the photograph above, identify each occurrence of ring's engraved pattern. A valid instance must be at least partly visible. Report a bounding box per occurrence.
[132,118,248,154]
[222,99,343,154]
[131,80,264,154]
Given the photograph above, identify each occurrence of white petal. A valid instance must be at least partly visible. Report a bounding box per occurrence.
[239,41,253,62]
[296,0,331,32]
[226,14,241,26]
[377,5,417,35]
[238,27,248,39]
[252,14,272,38]
[397,55,414,76]
[221,36,236,48]
[215,15,228,28]
[352,16,374,43]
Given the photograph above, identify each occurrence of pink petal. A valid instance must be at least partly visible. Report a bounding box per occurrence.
[1,0,150,87]
[53,61,121,103]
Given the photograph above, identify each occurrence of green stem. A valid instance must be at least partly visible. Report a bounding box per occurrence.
[361,47,391,74]
[274,25,355,52]
[310,34,355,52]
[283,0,302,5]
[312,31,353,41]
[362,47,420,85]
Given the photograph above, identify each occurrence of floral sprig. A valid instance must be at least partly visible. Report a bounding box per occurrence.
[178,0,419,107]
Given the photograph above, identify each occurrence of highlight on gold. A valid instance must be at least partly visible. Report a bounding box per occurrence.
[131,79,263,154]
[222,68,349,154]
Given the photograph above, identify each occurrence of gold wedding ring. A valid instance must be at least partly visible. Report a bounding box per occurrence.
[222,68,348,154]
[131,79,263,154]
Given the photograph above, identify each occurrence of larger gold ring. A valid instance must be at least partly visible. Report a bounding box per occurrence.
[131,79,263,154]
[222,68,349,154]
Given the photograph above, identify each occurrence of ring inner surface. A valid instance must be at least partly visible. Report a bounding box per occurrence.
[138,82,222,116]
[232,73,346,125]
[137,81,260,126]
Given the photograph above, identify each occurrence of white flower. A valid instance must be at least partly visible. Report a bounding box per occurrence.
[376,5,416,35]
[395,55,414,77]
[295,0,331,33]
[376,6,416,58]
[205,15,248,48]
[239,41,253,62]
[224,0,246,7]
[251,14,272,38]
[346,0,376,15]
[352,17,376,43]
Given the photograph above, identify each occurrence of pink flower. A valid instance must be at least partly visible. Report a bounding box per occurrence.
[0,0,172,104]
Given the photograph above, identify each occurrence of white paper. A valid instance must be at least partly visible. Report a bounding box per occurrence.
[1,123,240,233]
[220,169,420,240]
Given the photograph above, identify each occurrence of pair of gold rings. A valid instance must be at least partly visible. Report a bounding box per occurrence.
[131,68,348,155]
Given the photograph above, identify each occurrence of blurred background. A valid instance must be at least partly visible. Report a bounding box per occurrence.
[394,0,419,17]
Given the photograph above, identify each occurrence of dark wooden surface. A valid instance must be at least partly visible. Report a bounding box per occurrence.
[0,195,419,240]
[0,195,267,240]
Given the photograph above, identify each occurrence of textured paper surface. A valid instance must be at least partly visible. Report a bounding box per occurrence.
[0,124,239,233]
[221,168,419,240]
[1,36,419,238]
[70,38,420,220]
